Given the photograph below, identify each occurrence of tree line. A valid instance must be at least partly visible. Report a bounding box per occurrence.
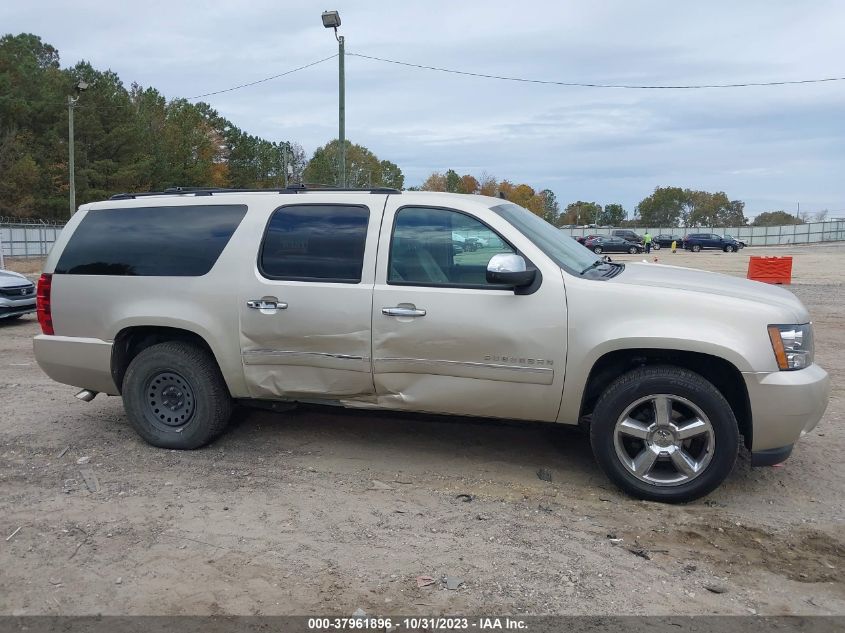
[2,33,834,228]
[0,33,403,220]
[416,174,760,228]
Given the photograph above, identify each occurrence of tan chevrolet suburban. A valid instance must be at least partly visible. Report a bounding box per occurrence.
[33,187,830,502]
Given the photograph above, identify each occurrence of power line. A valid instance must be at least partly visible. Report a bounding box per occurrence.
[69,53,339,111]
[348,52,845,89]
[186,54,338,99]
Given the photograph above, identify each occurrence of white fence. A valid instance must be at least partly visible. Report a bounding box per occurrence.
[559,221,845,246]
[1,219,843,267]
[0,221,64,262]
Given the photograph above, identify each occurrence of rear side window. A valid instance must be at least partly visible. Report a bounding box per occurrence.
[55,205,247,276]
[260,204,369,283]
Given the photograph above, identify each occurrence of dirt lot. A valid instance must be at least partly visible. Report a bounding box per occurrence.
[0,244,842,616]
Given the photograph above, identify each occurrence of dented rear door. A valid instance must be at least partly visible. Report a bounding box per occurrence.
[238,197,382,400]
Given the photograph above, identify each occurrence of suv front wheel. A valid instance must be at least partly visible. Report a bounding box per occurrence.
[589,365,739,502]
[122,341,233,449]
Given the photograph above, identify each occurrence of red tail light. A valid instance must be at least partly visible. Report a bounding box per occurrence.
[36,273,54,335]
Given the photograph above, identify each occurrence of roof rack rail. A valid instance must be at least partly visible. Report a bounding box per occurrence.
[109,185,402,200]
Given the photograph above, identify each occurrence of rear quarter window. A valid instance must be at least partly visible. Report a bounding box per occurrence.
[55,205,247,276]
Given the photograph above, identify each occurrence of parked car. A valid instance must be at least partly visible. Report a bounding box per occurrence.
[464,236,487,251]
[576,234,603,245]
[724,234,747,249]
[584,235,643,254]
[33,187,830,502]
[683,233,743,252]
[0,269,36,320]
[611,229,643,244]
[653,234,683,249]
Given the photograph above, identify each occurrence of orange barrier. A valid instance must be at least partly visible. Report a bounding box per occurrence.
[747,256,792,284]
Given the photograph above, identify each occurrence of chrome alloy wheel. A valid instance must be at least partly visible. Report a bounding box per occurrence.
[613,394,715,486]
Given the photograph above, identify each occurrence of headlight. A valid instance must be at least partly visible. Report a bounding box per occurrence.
[768,323,814,370]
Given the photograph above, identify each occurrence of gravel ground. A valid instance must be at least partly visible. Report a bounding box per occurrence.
[0,244,842,616]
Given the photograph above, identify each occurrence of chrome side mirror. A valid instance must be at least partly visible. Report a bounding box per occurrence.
[486,253,536,288]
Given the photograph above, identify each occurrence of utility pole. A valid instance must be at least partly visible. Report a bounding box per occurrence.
[282,142,289,188]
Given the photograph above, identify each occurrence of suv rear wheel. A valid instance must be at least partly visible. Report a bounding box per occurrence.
[589,365,739,502]
[122,341,233,449]
[691,244,702,252]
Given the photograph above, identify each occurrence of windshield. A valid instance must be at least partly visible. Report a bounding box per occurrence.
[490,202,600,274]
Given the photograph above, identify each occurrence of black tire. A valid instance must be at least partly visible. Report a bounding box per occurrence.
[691,244,701,252]
[724,245,734,253]
[593,246,603,254]
[122,341,233,449]
[589,365,739,503]
[629,246,638,254]
[652,243,661,251]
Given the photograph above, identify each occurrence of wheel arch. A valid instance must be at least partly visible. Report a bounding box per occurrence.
[578,348,753,449]
[111,325,230,396]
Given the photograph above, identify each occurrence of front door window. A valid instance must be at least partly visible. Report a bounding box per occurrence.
[388,207,514,287]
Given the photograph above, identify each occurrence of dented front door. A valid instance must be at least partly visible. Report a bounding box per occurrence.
[370,200,568,422]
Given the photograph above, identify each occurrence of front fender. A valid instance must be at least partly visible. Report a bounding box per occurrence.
[556,274,782,424]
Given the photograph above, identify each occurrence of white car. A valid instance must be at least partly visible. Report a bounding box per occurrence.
[0,269,36,320]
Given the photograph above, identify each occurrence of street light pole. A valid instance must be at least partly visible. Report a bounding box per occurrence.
[67,80,88,217]
[67,95,77,217]
[338,33,345,188]
[322,10,345,188]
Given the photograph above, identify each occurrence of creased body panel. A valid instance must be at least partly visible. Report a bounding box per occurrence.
[237,197,385,400]
[367,374,560,420]
[371,197,569,423]
[243,350,370,371]
[373,357,553,385]
[239,282,376,399]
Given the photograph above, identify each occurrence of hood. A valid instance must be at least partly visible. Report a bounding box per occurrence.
[610,262,807,321]
[0,269,30,286]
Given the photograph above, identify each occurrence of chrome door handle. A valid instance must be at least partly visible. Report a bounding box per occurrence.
[382,306,426,317]
[247,300,288,310]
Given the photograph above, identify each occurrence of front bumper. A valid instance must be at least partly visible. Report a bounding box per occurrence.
[743,363,831,452]
[33,334,119,395]
[0,297,36,319]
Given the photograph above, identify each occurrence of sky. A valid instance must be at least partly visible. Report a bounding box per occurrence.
[3,1,845,218]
